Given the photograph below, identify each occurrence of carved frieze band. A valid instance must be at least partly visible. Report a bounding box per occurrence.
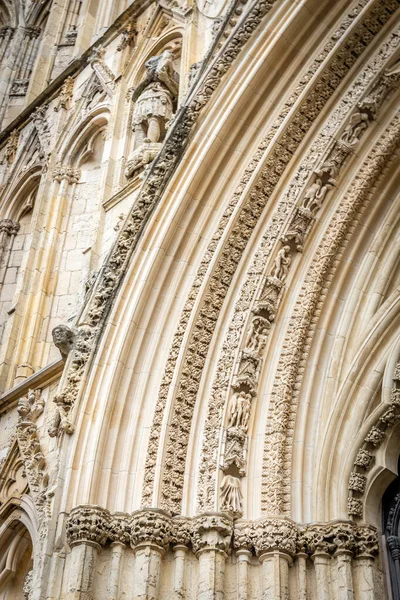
[65,506,378,560]
[348,359,400,518]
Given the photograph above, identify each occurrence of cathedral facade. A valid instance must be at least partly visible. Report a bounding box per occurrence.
[0,0,400,597]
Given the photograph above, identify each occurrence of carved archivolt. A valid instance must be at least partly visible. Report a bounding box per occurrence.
[141,0,400,514]
[203,47,400,514]
[262,111,400,515]
[348,359,400,519]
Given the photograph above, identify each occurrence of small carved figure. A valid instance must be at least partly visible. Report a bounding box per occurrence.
[220,474,243,515]
[228,391,252,432]
[245,316,270,355]
[132,49,178,146]
[341,109,369,145]
[270,245,291,282]
[126,50,179,177]
[52,324,75,359]
[301,176,334,214]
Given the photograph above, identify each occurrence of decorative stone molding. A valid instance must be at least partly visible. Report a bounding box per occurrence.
[16,389,49,518]
[348,360,400,519]
[52,162,81,183]
[262,109,400,516]
[66,505,111,548]
[192,513,233,555]
[10,78,29,96]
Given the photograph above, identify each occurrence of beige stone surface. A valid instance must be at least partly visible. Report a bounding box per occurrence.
[0,0,400,598]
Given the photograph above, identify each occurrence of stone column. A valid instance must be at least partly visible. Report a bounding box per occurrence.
[253,518,297,600]
[335,549,354,600]
[130,509,172,600]
[65,505,111,600]
[312,551,331,600]
[107,512,130,600]
[353,524,379,600]
[233,521,254,600]
[171,517,192,600]
[192,513,233,600]
[295,551,308,600]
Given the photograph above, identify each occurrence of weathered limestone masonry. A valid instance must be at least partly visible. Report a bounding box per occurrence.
[0,0,400,598]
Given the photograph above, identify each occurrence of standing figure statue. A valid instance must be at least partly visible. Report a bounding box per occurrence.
[126,49,179,177]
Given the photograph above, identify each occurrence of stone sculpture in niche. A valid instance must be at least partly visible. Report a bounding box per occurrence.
[125,49,179,178]
[228,391,252,432]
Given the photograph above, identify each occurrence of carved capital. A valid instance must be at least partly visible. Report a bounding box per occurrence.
[0,218,19,235]
[233,521,253,552]
[109,512,131,545]
[253,518,298,557]
[302,521,356,556]
[52,162,80,183]
[130,509,171,551]
[171,516,192,548]
[66,505,111,548]
[192,513,233,555]
[355,524,379,558]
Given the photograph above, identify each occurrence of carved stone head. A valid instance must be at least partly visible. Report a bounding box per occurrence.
[52,324,75,359]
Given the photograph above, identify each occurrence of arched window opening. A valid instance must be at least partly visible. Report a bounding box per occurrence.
[383,455,400,599]
[0,186,37,361]
[0,520,33,600]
